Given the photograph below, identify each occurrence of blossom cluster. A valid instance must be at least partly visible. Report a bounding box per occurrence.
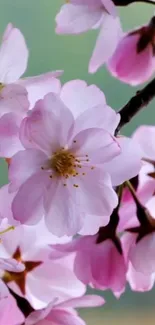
[0,0,155,324]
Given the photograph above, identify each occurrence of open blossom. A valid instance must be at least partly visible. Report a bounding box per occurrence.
[122,232,155,292]
[26,295,105,325]
[50,234,127,297]
[0,23,62,158]
[108,16,155,85]
[8,88,142,236]
[56,0,122,73]
[0,216,85,309]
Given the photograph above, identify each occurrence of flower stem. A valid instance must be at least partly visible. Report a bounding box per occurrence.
[115,77,155,134]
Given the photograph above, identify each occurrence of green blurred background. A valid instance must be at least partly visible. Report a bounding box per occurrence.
[0,0,155,323]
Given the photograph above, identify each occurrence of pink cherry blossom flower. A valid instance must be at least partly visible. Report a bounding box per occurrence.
[56,0,122,73]
[0,218,85,309]
[50,234,127,297]
[0,280,25,325]
[122,233,155,292]
[8,92,121,236]
[8,91,142,236]
[25,294,105,325]
[108,17,155,85]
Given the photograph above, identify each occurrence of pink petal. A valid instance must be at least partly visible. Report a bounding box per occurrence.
[12,172,50,225]
[127,263,155,292]
[69,169,118,221]
[59,294,105,309]
[79,214,110,236]
[9,149,48,192]
[0,257,25,272]
[0,294,25,325]
[20,93,74,155]
[89,14,122,73]
[25,302,55,325]
[60,80,106,119]
[0,113,23,158]
[129,233,155,275]
[19,71,62,109]
[0,24,28,83]
[91,240,126,294]
[47,309,86,325]
[108,33,154,86]
[70,128,120,163]
[73,104,120,135]
[133,125,155,160]
[0,184,19,226]
[0,84,29,117]
[26,259,85,309]
[56,4,102,34]
[44,180,85,236]
[104,137,142,186]
[101,0,117,16]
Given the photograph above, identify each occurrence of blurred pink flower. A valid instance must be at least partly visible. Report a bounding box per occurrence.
[25,294,105,325]
[55,0,122,73]
[50,235,127,297]
[0,219,85,309]
[108,17,155,85]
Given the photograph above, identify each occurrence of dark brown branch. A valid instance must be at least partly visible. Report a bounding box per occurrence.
[116,77,155,134]
[113,0,155,6]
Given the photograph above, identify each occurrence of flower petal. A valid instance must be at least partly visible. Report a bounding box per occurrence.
[56,4,102,34]
[44,180,85,236]
[0,84,29,117]
[19,71,62,109]
[0,113,23,158]
[0,24,28,83]
[73,104,120,136]
[70,128,120,164]
[9,149,48,192]
[12,172,50,225]
[104,137,142,186]
[20,93,74,155]
[60,80,106,119]
[89,14,122,73]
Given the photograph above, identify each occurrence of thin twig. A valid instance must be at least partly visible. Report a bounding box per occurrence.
[116,77,155,134]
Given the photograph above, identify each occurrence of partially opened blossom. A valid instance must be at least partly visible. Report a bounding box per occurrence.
[0,280,25,325]
[8,91,142,236]
[26,294,105,325]
[108,16,155,85]
[50,234,127,297]
[0,23,62,158]
[56,0,122,73]
[122,232,155,291]
[0,216,85,309]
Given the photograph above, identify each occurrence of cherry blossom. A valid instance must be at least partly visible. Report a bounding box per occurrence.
[50,234,126,297]
[0,217,85,309]
[8,91,142,236]
[108,17,155,85]
[25,294,105,325]
[56,0,122,73]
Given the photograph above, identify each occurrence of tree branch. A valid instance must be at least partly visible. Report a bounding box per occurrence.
[116,77,155,134]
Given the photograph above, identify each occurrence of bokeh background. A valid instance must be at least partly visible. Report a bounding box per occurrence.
[0,0,155,323]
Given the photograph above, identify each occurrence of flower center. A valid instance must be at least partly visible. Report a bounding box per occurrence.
[2,247,42,295]
[50,148,76,177]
